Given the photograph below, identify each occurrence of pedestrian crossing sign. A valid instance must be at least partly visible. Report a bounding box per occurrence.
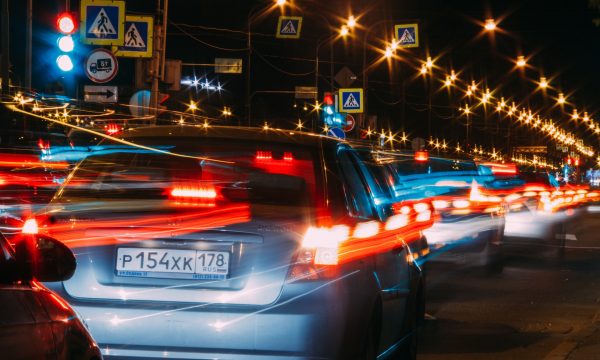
[394,23,419,48]
[339,88,363,113]
[80,0,125,45]
[112,16,154,58]
[276,16,302,39]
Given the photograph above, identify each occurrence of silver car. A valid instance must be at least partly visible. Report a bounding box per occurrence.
[37,126,431,359]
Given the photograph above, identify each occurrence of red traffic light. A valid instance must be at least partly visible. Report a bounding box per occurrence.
[323,92,334,106]
[57,13,76,34]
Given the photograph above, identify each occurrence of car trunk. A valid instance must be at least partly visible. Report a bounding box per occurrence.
[43,137,323,306]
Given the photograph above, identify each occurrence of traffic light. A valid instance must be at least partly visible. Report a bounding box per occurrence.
[55,12,77,72]
[321,92,346,127]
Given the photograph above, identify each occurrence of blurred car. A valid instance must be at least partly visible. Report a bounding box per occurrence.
[0,131,71,239]
[32,125,434,359]
[0,231,101,359]
[372,150,506,274]
[498,169,597,257]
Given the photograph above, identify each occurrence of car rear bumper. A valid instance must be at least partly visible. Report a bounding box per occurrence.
[503,209,573,241]
[56,271,373,360]
[424,215,504,261]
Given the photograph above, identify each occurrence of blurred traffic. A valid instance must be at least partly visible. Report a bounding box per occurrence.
[1,94,599,360]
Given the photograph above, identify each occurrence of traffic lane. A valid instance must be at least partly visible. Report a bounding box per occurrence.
[418,207,600,360]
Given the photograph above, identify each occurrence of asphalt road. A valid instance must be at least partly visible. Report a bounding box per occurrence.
[418,206,600,360]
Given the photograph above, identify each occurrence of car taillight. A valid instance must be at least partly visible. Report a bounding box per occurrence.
[301,225,350,266]
[414,151,428,162]
[22,218,39,234]
[288,201,435,282]
[169,185,218,206]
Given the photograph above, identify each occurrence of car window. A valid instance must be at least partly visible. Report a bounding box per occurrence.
[337,149,375,219]
[56,137,323,218]
[392,156,478,179]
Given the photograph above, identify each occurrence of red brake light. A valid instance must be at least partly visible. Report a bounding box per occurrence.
[105,123,121,135]
[415,151,428,162]
[169,185,217,207]
[22,219,39,234]
[255,150,272,160]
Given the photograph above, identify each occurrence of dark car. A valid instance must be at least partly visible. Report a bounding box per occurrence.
[33,125,434,359]
[0,231,101,359]
[371,150,506,274]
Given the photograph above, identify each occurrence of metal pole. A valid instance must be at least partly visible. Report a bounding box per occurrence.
[150,0,162,120]
[246,16,252,126]
[160,0,168,81]
[25,0,32,90]
[1,0,9,95]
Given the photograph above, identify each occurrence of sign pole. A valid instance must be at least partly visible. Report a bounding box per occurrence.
[1,0,10,95]
[150,0,167,121]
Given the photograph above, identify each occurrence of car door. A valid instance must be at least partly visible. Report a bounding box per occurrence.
[337,147,411,352]
[0,234,56,359]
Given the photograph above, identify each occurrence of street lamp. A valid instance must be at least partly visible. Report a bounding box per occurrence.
[557,92,566,105]
[384,46,393,59]
[425,56,434,69]
[539,76,548,89]
[484,18,496,31]
[246,0,287,126]
[516,55,526,68]
[340,25,349,37]
[347,15,357,29]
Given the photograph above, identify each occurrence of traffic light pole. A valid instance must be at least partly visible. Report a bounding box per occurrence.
[150,0,168,121]
[1,0,9,95]
[25,0,31,90]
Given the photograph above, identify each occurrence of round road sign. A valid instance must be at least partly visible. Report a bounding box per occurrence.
[85,48,118,83]
[344,114,355,132]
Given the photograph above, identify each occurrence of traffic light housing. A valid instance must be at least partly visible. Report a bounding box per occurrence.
[55,12,77,72]
[321,92,346,127]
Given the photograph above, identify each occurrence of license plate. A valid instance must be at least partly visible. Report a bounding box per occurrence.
[116,248,230,280]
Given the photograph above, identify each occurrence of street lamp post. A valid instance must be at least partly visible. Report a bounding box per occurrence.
[246,0,286,127]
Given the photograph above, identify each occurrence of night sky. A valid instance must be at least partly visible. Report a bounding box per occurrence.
[5,0,600,152]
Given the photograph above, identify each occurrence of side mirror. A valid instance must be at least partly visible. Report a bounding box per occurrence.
[14,235,76,282]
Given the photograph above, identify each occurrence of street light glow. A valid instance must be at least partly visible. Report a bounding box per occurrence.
[385,46,393,59]
[188,101,198,111]
[419,64,427,75]
[275,0,286,6]
[572,109,579,120]
[340,25,349,37]
[557,93,566,105]
[450,70,457,82]
[484,18,496,31]
[347,15,356,28]
[516,55,526,68]
[539,76,548,89]
[425,56,434,69]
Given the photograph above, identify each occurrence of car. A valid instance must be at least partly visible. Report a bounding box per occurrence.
[0,230,101,359]
[32,125,435,359]
[371,150,506,274]
[498,169,596,258]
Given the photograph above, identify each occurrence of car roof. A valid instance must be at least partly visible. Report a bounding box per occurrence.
[118,125,344,148]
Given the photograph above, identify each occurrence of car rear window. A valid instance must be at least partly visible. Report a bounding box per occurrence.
[391,156,478,179]
[56,137,321,210]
